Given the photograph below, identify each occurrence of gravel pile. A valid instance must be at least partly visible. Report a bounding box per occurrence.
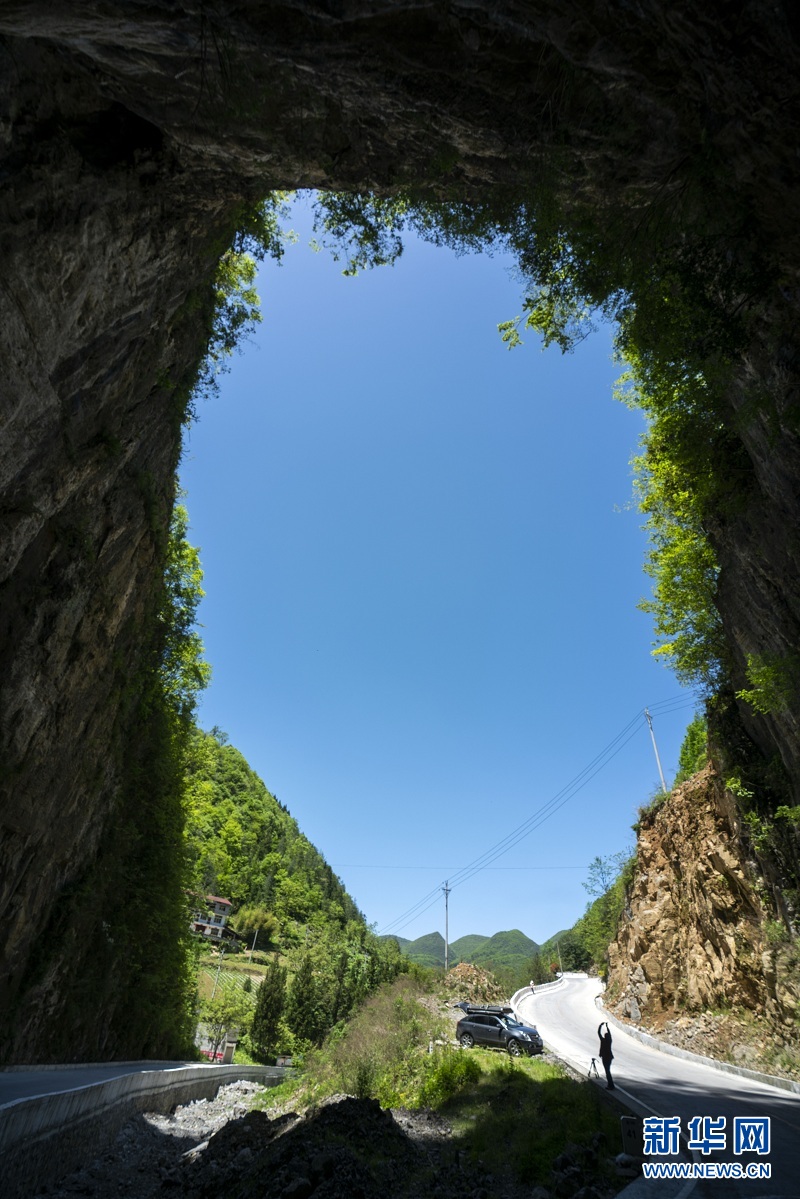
[30,1083,506,1199]
[33,1080,264,1198]
[32,1081,621,1199]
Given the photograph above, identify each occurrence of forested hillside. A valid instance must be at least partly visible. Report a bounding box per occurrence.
[185,728,407,1058]
[468,930,539,975]
[184,727,361,935]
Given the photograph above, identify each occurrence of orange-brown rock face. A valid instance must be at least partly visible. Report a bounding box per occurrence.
[608,769,797,1032]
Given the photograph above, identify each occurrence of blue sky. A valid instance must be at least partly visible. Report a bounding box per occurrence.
[179,194,699,946]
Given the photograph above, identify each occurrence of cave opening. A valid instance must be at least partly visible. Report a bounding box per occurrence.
[178,188,691,948]
[1,4,799,1063]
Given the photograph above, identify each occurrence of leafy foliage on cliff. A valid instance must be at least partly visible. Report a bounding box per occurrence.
[304,186,761,704]
[192,193,295,405]
[675,713,709,785]
[78,500,211,1056]
[161,503,212,716]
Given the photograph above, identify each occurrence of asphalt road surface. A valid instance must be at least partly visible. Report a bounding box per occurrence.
[517,976,800,1199]
[0,1061,196,1107]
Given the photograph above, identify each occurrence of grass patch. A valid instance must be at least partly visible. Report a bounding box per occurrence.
[250,972,624,1191]
[442,1049,621,1186]
[198,951,274,976]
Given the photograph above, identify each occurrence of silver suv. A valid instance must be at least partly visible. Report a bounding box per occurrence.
[454,1003,544,1057]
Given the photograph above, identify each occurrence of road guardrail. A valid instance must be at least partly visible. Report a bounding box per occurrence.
[0,1062,288,1198]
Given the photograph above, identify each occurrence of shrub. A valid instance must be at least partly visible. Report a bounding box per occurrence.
[418,1047,481,1107]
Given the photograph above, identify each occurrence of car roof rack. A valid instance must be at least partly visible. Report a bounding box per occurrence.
[454,1002,514,1015]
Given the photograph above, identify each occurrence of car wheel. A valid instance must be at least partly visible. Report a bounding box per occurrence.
[459,1032,475,1048]
[507,1038,523,1057]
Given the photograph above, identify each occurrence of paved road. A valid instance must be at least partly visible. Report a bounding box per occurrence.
[0,1061,197,1107]
[517,977,800,1199]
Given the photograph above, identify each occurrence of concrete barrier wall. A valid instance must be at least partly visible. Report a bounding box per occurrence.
[511,970,587,1012]
[0,1063,288,1199]
[595,998,800,1097]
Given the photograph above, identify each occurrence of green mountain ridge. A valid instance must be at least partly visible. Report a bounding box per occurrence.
[395,931,446,969]
[383,927,540,976]
[186,727,407,1052]
[469,928,539,970]
[449,934,490,959]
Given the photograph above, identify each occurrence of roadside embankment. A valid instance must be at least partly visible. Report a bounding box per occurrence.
[0,1062,287,1198]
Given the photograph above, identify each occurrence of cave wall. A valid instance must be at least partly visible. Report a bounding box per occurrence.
[1,2,799,1060]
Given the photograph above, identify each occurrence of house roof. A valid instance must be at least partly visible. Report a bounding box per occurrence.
[206,895,232,906]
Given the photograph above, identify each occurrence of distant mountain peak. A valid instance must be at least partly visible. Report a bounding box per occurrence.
[381,927,539,971]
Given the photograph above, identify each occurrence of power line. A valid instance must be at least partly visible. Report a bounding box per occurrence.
[377,697,696,937]
[331,864,589,870]
[450,713,652,890]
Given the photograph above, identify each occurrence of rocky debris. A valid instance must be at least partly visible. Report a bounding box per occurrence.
[620,1004,800,1082]
[31,1080,628,1199]
[613,1154,642,1179]
[547,1136,620,1198]
[176,1092,519,1199]
[32,1080,265,1198]
[606,768,800,1081]
[441,963,507,1005]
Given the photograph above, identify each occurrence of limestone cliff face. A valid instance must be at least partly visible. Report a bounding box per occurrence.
[1,3,800,1058]
[607,769,799,1041]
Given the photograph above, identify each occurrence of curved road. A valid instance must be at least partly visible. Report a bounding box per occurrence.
[517,976,800,1199]
[0,1061,197,1106]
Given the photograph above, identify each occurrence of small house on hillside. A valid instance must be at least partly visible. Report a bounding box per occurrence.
[190,894,233,941]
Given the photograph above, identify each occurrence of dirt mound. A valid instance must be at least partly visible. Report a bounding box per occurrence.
[441,962,507,1005]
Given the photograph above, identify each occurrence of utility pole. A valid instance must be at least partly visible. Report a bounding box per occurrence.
[644,708,668,794]
[210,944,226,1000]
[248,928,259,963]
[556,938,563,975]
[443,880,451,973]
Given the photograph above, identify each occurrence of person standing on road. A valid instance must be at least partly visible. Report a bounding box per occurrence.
[598,1022,615,1089]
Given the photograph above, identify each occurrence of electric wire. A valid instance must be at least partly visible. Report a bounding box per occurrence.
[377,697,697,936]
[332,864,589,870]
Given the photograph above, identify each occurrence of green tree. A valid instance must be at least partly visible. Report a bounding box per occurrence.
[549,930,593,973]
[251,958,287,1059]
[287,952,325,1044]
[524,951,551,986]
[674,713,709,784]
[576,853,635,975]
[582,852,630,899]
[231,905,280,950]
[200,986,253,1059]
